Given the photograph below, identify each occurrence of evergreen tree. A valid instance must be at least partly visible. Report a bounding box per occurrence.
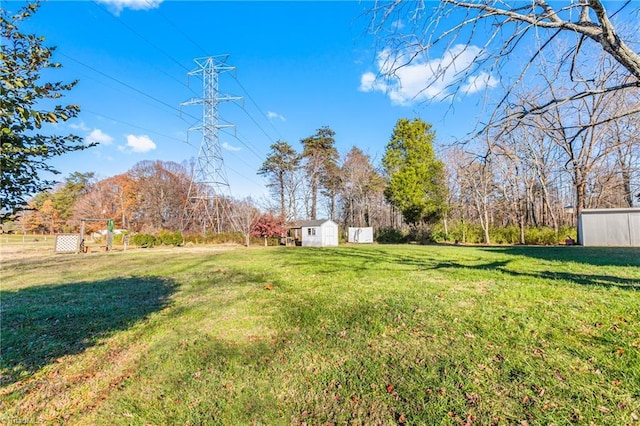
[258,140,300,220]
[382,118,447,228]
[301,127,338,220]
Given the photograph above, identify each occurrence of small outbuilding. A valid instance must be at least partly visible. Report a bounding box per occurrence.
[348,227,374,243]
[579,207,640,246]
[289,219,339,247]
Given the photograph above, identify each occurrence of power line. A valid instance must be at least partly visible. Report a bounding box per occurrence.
[145,0,209,56]
[92,1,200,97]
[232,75,285,142]
[58,52,201,124]
[104,0,283,160]
[67,4,280,183]
[220,128,267,161]
[82,109,196,147]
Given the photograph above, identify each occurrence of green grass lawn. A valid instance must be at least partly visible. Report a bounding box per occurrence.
[1,244,639,425]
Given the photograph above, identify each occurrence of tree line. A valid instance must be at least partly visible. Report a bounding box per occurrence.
[13,112,637,246]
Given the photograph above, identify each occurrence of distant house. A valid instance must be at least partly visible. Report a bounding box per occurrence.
[289,219,339,247]
[579,208,640,246]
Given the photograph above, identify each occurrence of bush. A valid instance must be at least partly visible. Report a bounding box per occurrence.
[112,232,128,245]
[157,230,183,246]
[131,233,156,248]
[206,231,245,245]
[524,227,560,245]
[407,228,434,245]
[490,226,521,245]
[376,227,409,244]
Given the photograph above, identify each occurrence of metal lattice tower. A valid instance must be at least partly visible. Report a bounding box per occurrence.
[182,55,241,234]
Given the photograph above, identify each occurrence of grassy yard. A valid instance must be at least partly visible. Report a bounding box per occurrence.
[1,244,639,425]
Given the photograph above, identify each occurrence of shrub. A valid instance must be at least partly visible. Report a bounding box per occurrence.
[157,230,182,246]
[131,233,156,248]
[430,222,448,243]
[407,228,434,245]
[524,227,560,245]
[207,231,245,245]
[490,226,521,245]
[112,232,129,245]
[376,227,408,244]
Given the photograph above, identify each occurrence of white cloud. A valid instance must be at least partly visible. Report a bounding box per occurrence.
[359,45,497,105]
[126,134,157,153]
[266,111,286,121]
[69,121,90,132]
[461,71,499,94]
[222,141,241,152]
[87,128,114,145]
[97,0,163,15]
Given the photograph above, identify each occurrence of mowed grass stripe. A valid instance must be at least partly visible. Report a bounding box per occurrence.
[1,245,638,425]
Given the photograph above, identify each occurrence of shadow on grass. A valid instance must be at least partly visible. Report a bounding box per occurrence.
[1,277,177,385]
[478,245,640,267]
[431,259,640,290]
[277,246,639,291]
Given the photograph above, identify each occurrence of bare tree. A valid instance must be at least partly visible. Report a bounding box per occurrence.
[368,1,640,130]
[339,147,385,228]
[129,161,191,233]
[451,150,496,244]
[232,197,261,247]
[606,90,640,207]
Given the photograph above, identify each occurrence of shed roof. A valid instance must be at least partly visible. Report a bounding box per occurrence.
[581,207,640,214]
[289,219,335,228]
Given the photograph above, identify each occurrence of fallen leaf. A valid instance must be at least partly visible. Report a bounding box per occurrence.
[386,384,394,393]
[616,348,624,356]
[264,285,273,290]
[631,412,638,421]
[465,392,481,406]
[598,406,610,413]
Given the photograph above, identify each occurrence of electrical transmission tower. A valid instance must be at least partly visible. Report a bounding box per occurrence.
[182,55,242,235]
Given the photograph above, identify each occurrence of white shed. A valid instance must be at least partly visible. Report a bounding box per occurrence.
[348,227,374,243]
[291,219,339,247]
[579,208,640,246]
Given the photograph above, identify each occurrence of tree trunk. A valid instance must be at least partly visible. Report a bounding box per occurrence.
[519,204,525,245]
[279,172,286,220]
[482,204,491,245]
[621,166,633,207]
[443,216,449,241]
[310,180,318,220]
[574,178,587,245]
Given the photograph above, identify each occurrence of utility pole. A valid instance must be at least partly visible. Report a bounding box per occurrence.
[181,55,242,234]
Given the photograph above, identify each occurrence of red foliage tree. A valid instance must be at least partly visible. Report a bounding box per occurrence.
[251,213,287,246]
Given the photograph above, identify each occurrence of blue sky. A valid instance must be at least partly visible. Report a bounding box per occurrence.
[12,0,496,201]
